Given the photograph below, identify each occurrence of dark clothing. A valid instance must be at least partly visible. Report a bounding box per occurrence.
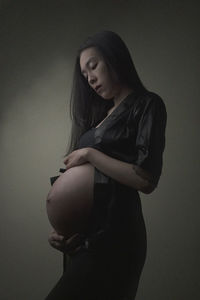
[46,90,167,299]
[45,229,146,300]
[77,90,167,244]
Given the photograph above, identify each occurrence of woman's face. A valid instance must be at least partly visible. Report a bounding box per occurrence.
[80,47,121,99]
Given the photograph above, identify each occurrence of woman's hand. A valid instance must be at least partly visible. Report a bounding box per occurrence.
[63,148,90,170]
[48,230,85,255]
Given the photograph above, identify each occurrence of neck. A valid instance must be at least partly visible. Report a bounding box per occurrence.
[112,86,134,107]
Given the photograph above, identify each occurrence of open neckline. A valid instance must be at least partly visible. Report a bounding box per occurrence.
[94,110,114,129]
[93,91,136,129]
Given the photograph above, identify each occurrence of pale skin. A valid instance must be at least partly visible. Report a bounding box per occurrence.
[48,47,156,253]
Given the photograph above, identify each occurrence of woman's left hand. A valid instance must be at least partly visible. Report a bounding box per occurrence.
[63,148,90,169]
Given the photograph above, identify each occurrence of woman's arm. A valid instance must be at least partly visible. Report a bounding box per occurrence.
[85,147,156,194]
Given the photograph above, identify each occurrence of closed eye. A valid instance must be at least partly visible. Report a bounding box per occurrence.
[91,63,97,70]
[81,63,97,80]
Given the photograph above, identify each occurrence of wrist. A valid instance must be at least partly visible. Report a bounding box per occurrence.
[84,147,94,162]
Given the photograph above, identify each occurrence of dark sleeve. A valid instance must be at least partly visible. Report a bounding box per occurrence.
[132,94,167,186]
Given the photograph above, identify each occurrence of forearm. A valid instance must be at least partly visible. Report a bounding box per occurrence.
[85,147,155,194]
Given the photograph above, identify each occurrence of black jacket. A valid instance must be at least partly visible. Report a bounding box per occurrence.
[90,90,167,187]
[77,90,167,245]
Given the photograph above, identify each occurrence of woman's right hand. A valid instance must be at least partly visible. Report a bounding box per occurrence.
[48,230,85,255]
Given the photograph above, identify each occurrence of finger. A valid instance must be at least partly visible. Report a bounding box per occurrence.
[65,234,85,251]
[50,229,57,234]
[67,233,79,241]
[53,236,64,243]
[50,238,65,247]
[64,158,68,165]
[65,233,80,245]
[49,232,64,243]
[54,232,65,240]
[51,241,62,248]
[51,230,64,239]
[50,229,60,237]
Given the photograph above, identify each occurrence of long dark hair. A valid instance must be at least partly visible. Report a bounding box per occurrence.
[64,30,148,157]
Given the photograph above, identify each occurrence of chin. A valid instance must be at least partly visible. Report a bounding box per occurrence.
[99,91,113,100]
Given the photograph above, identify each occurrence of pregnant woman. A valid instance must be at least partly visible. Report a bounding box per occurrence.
[45,30,167,300]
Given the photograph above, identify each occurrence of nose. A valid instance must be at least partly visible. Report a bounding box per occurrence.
[88,74,96,86]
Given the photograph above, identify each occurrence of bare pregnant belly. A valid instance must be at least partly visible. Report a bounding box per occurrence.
[46,163,95,238]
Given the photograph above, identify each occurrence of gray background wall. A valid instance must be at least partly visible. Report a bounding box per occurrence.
[0,0,199,299]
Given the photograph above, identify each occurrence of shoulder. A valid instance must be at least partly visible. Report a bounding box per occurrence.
[138,91,166,109]
[131,91,167,118]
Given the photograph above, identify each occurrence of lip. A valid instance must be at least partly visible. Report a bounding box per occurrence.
[95,85,102,92]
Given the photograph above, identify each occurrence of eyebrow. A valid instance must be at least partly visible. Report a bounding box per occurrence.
[81,56,97,74]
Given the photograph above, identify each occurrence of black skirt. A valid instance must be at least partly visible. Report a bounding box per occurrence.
[45,221,147,300]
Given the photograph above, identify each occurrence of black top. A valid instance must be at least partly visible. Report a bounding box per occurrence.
[78,127,96,148]
[76,90,167,245]
[78,90,167,185]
